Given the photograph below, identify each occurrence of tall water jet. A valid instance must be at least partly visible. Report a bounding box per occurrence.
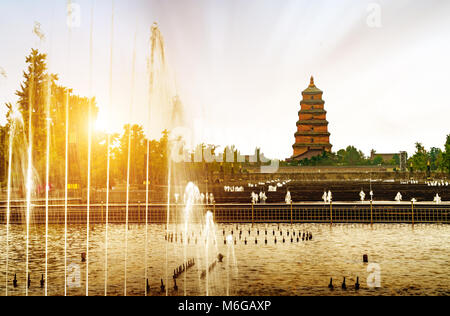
[63,83,70,296]
[104,134,111,295]
[64,0,74,297]
[147,23,182,136]
[144,138,149,296]
[24,49,35,297]
[4,103,23,296]
[44,73,52,297]
[226,235,233,296]
[43,3,56,296]
[204,211,215,296]
[4,124,12,296]
[147,22,178,297]
[170,182,227,295]
[85,3,95,296]
[183,182,200,295]
[145,22,166,296]
[124,29,137,297]
[104,0,114,297]
[165,156,171,296]
[225,233,238,296]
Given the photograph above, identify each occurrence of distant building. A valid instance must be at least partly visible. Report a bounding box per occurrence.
[370,150,397,162]
[370,150,402,163]
[292,76,332,160]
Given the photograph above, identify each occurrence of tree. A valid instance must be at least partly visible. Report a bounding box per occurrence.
[408,143,428,171]
[15,49,50,183]
[111,125,169,187]
[337,146,366,165]
[372,155,383,165]
[441,135,450,173]
[429,147,442,171]
[388,154,400,166]
[5,49,100,193]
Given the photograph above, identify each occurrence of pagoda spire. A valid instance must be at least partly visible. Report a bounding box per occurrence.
[292,76,332,160]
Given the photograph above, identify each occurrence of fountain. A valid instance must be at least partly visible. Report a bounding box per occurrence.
[104,0,115,297]
[4,103,24,296]
[64,2,74,297]
[162,181,233,295]
[2,1,449,299]
[225,234,238,296]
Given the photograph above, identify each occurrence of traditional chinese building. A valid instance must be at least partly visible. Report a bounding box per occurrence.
[292,76,332,160]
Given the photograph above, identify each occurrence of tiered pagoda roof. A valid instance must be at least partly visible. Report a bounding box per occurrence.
[291,76,332,160]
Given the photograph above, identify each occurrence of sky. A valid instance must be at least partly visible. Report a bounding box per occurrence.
[1,0,449,160]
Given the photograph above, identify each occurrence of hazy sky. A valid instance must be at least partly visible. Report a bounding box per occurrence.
[1,0,449,159]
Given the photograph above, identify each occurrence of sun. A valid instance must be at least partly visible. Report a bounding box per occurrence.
[94,110,115,134]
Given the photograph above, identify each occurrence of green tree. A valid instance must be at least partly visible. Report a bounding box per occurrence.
[15,49,50,183]
[337,146,367,165]
[4,49,100,194]
[408,142,428,171]
[111,125,168,186]
[372,155,383,165]
[429,147,442,171]
[388,154,400,166]
[441,135,450,173]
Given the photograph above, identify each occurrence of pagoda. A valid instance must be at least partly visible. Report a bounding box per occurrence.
[292,76,332,160]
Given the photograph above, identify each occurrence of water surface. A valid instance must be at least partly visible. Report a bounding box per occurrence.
[0,223,448,296]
